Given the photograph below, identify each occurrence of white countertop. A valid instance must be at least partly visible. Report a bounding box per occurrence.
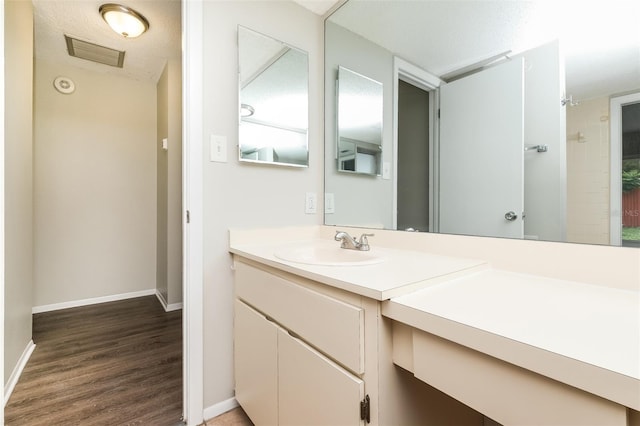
[230,238,487,300]
[383,269,640,410]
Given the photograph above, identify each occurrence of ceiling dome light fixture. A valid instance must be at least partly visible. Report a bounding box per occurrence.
[99,4,149,38]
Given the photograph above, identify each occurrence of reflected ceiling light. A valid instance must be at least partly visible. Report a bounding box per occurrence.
[99,4,149,38]
[240,104,255,117]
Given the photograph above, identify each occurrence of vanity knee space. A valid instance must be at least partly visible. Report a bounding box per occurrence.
[389,321,630,426]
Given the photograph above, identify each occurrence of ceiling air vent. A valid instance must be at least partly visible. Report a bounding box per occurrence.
[65,35,125,68]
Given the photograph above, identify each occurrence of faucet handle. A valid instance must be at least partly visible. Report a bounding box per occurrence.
[358,233,374,249]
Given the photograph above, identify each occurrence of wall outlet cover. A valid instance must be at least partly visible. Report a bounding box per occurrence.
[305,192,317,214]
[324,193,335,214]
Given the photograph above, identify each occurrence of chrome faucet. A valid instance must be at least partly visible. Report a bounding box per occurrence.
[334,231,374,251]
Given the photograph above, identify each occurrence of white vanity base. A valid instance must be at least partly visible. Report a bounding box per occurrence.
[229,226,640,426]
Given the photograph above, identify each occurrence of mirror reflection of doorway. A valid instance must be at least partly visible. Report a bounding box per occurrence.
[610,92,640,247]
[621,101,640,247]
[397,79,430,232]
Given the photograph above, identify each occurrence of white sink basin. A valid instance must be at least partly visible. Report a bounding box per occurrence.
[274,245,385,266]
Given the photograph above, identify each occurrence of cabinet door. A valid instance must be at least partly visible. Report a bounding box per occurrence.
[234,300,278,425]
[278,329,365,426]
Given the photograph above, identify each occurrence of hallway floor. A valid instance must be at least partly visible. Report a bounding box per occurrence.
[4,295,182,425]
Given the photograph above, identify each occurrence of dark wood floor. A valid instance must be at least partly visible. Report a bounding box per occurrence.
[5,296,183,426]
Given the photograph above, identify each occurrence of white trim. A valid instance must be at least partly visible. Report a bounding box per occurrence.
[4,340,35,406]
[166,302,183,312]
[0,1,5,416]
[155,290,183,312]
[183,0,204,424]
[203,397,239,422]
[610,92,640,246]
[392,56,443,231]
[31,289,156,314]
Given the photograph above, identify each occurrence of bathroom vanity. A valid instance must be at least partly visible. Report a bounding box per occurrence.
[229,226,640,426]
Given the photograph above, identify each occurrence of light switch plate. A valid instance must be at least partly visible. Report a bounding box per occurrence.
[162,138,168,151]
[210,134,227,163]
[305,192,317,214]
[324,193,335,214]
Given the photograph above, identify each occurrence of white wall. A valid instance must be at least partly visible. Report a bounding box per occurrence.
[325,21,394,229]
[4,0,33,388]
[33,59,157,308]
[566,97,611,245]
[201,0,323,408]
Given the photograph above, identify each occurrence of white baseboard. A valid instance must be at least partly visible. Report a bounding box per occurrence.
[4,340,36,406]
[32,289,156,314]
[155,290,183,312]
[166,302,183,311]
[203,397,239,422]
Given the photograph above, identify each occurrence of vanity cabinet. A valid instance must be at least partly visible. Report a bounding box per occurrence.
[230,228,640,426]
[232,257,479,426]
[234,259,367,426]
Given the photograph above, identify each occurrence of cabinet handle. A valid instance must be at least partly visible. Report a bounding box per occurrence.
[360,394,370,423]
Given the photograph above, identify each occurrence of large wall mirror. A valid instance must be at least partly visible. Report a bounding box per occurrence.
[324,0,640,247]
[239,26,309,167]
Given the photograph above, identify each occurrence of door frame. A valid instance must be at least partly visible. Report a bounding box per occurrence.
[182,0,204,424]
[610,91,640,246]
[0,1,6,420]
[392,57,443,231]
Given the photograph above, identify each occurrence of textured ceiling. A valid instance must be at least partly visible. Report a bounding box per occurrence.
[329,0,640,102]
[33,0,181,83]
[292,0,340,15]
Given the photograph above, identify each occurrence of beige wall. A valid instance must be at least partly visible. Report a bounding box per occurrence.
[156,58,183,307]
[157,64,169,304]
[4,0,34,386]
[33,59,157,307]
[202,1,324,408]
[167,58,183,306]
[566,97,611,245]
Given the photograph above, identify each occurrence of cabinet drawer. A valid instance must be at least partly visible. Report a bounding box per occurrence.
[412,330,626,426]
[235,260,364,374]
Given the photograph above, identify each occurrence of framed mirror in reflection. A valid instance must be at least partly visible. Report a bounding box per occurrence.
[238,26,309,167]
[337,66,383,176]
[324,0,640,247]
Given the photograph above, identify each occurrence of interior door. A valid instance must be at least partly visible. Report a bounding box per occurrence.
[439,58,525,239]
